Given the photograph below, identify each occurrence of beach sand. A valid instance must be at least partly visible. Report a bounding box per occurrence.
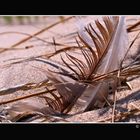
[0,15,140,122]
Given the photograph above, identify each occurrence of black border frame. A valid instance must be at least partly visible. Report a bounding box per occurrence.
[0,2,140,133]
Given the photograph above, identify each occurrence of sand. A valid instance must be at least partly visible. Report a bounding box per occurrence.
[0,15,140,122]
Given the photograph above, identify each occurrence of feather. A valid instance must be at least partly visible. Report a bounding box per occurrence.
[40,16,129,114]
[16,16,128,114]
[44,69,87,114]
[6,99,59,122]
[2,16,130,119]
[70,16,129,112]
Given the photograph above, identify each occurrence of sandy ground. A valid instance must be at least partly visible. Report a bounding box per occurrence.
[0,16,140,122]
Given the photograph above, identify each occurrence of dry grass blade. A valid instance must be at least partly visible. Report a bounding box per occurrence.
[0,89,56,106]
[120,31,140,68]
[0,31,49,46]
[1,56,70,75]
[0,79,49,96]
[111,84,117,122]
[111,71,120,122]
[98,109,140,122]
[88,64,140,85]
[0,46,34,51]
[0,31,77,50]
[0,16,73,54]
[127,20,140,32]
